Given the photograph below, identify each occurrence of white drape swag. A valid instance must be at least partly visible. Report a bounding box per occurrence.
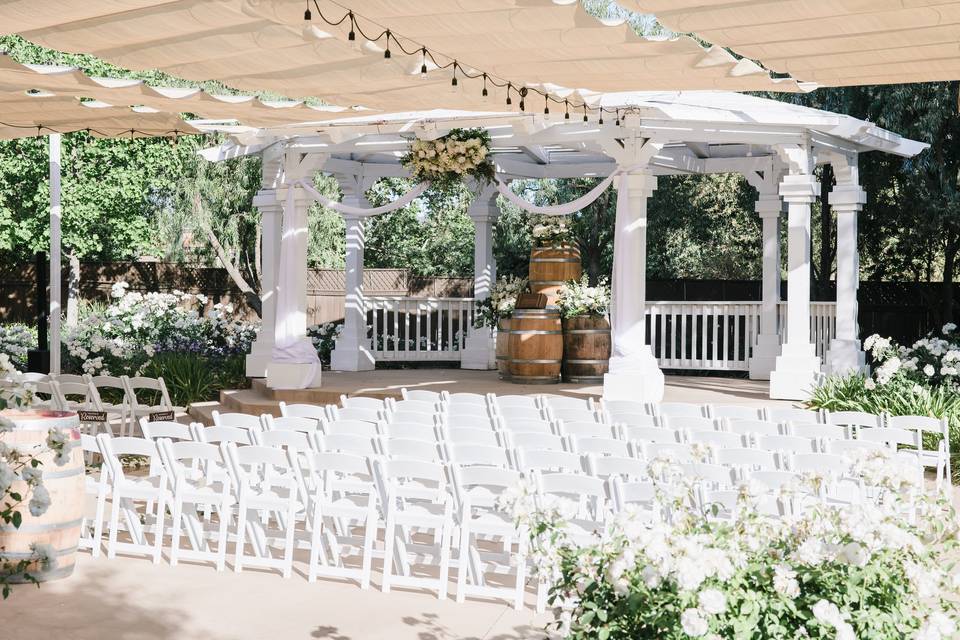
[296,179,431,217]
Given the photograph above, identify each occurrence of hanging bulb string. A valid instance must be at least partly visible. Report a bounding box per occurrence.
[308,0,619,120]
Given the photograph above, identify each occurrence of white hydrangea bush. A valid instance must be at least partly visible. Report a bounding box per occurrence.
[864,323,960,391]
[501,449,960,640]
[63,281,259,377]
[0,358,73,597]
[556,275,611,320]
[0,324,36,371]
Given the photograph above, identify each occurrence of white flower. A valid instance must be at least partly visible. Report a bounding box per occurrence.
[863,378,876,390]
[943,322,956,334]
[0,460,15,494]
[20,465,42,485]
[29,542,57,571]
[698,589,726,615]
[773,564,800,598]
[923,364,936,376]
[29,483,51,517]
[681,608,709,637]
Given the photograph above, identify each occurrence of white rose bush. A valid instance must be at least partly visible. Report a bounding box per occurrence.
[401,128,494,191]
[810,323,960,479]
[0,358,72,598]
[501,451,960,639]
[556,275,611,320]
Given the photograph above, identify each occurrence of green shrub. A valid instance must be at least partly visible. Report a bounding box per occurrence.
[142,352,247,406]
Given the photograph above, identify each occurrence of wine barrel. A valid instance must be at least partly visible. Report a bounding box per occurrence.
[562,315,611,383]
[529,246,582,306]
[0,410,83,583]
[496,318,511,379]
[508,308,563,384]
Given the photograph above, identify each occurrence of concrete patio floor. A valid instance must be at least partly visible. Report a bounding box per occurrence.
[6,552,551,639]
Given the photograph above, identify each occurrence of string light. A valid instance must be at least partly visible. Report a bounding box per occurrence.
[482,74,488,98]
[582,104,588,122]
[451,62,458,88]
[383,31,392,59]
[564,100,569,119]
[519,87,527,112]
[347,11,356,42]
[505,83,512,106]
[598,112,604,125]
[615,109,620,126]
[544,93,549,116]
[420,48,428,79]
[304,0,311,21]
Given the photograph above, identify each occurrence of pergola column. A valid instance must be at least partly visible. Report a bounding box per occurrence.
[825,161,867,375]
[330,176,375,371]
[749,178,784,380]
[461,183,499,370]
[603,170,664,402]
[245,189,281,377]
[770,147,821,399]
[265,186,320,389]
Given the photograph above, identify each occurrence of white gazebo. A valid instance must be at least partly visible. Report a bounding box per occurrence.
[200,91,925,401]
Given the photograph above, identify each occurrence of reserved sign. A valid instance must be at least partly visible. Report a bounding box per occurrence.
[148,410,175,422]
[77,410,108,423]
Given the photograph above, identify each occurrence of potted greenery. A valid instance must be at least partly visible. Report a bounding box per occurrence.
[528,215,581,306]
[555,275,611,383]
[474,275,528,379]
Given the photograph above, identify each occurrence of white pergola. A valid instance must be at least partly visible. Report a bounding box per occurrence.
[202,91,925,401]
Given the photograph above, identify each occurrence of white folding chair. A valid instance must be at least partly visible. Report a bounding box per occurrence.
[699,488,784,520]
[787,422,849,441]
[317,433,379,457]
[494,406,545,422]
[212,411,263,430]
[443,391,488,407]
[757,435,819,468]
[330,407,382,424]
[571,436,630,458]
[558,421,616,439]
[826,439,888,459]
[618,425,681,444]
[748,470,801,492]
[764,407,823,424]
[828,410,883,431]
[278,402,327,423]
[90,375,133,436]
[444,443,513,469]
[610,476,657,513]
[682,463,735,489]
[52,380,97,412]
[400,388,443,403]
[378,436,444,463]
[546,408,601,424]
[97,434,166,563]
[791,452,848,476]
[642,442,695,464]
[263,415,321,433]
[498,418,556,435]
[714,448,778,472]
[323,419,381,438]
[305,451,378,589]
[157,439,234,571]
[858,426,920,450]
[382,422,438,441]
[726,419,783,437]
[384,409,436,426]
[514,447,583,473]
[603,411,658,428]
[490,394,541,410]
[79,433,110,558]
[705,404,762,421]
[664,416,718,433]
[339,395,387,411]
[438,414,497,430]
[452,465,527,609]
[585,455,648,481]
[123,375,184,423]
[223,443,303,578]
[438,426,504,447]
[140,418,193,442]
[191,425,254,445]
[652,402,706,419]
[502,431,567,451]
[599,399,649,416]
[387,399,440,415]
[687,430,746,450]
[887,415,952,484]
[541,395,595,411]
[376,458,454,600]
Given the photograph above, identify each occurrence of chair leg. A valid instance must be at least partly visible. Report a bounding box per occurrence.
[234,497,247,573]
[514,539,527,611]
[282,502,296,578]
[381,510,396,593]
[170,497,182,567]
[308,504,322,583]
[437,521,451,601]
[216,498,230,572]
[360,513,376,590]
[92,487,107,559]
[455,524,470,603]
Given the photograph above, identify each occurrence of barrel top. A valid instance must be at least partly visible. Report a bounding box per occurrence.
[0,409,79,431]
[511,308,560,318]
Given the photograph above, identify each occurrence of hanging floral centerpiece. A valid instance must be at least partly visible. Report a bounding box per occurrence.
[401,128,495,191]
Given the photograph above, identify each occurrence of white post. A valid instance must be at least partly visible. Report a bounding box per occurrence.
[48,133,61,375]
[770,146,821,399]
[749,173,783,380]
[245,190,281,377]
[330,175,375,371]
[825,159,867,375]
[461,184,499,370]
[603,169,664,402]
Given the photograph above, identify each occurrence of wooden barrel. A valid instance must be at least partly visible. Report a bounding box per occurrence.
[562,315,611,383]
[508,309,563,384]
[529,246,582,306]
[496,318,511,379]
[0,410,83,583]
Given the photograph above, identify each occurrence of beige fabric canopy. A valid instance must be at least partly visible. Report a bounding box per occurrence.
[635,0,960,86]
[0,0,805,118]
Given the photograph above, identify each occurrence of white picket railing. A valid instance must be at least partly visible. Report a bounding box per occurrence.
[363,297,836,370]
[365,296,474,361]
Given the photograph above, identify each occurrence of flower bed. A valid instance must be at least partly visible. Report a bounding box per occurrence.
[0,323,36,371]
[501,451,959,639]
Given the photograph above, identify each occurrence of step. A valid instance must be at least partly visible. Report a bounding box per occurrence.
[249,378,403,404]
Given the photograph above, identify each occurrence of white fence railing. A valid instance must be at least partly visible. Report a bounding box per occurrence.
[365,296,474,361]
[363,297,836,370]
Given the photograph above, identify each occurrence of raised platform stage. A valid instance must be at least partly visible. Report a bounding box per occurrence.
[189,369,794,424]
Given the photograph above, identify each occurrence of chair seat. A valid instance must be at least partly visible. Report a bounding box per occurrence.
[116,476,166,499]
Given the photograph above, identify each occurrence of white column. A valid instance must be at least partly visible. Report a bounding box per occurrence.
[48,134,61,374]
[265,187,321,389]
[749,187,783,380]
[825,167,867,375]
[330,182,375,371]
[462,184,499,370]
[770,162,821,399]
[603,170,664,402]
[245,190,281,377]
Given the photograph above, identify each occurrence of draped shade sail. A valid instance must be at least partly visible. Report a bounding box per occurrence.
[634,0,960,86]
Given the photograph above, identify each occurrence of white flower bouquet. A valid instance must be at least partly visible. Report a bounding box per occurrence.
[501,448,960,640]
[531,214,574,248]
[556,275,610,319]
[401,128,494,190]
[474,275,529,328]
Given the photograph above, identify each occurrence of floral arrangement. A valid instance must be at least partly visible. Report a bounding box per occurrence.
[531,214,574,248]
[63,281,259,378]
[500,448,959,640]
[0,357,72,597]
[863,323,959,391]
[0,324,36,371]
[556,275,611,320]
[401,128,494,190]
[473,275,529,329]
